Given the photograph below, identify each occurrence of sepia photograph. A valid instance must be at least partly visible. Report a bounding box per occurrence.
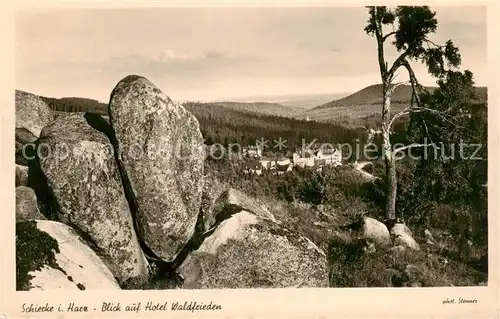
[11,4,490,298]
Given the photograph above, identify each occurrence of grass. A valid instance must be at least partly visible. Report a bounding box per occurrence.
[327,236,486,287]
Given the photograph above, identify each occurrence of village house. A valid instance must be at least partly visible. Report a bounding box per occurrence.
[243,145,263,158]
[244,159,262,175]
[314,147,342,167]
[292,150,315,168]
[275,157,292,175]
[276,157,291,166]
[259,157,276,170]
[242,142,343,176]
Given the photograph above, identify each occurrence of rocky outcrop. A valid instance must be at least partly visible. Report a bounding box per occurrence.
[207,188,278,230]
[16,186,46,220]
[16,164,29,187]
[15,90,55,165]
[200,174,230,231]
[37,114,149,285]
[108,75,204,262]
[178,210,329,289]
[16,90,55,137]
[16,220,120,290]
[16,128,38,166]
[14,80,334,291]
[391,223,420,250]
[361,217,391,247]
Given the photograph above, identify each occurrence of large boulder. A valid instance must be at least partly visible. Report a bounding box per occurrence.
[178,210,329,289]
[15,90,55,165]
[16,220,120,290]
[16,186,46,220]
[16,164,29,187]
[200,176,229,231]
[361,217,391,247]
[391,223,420,250]
[207,188,278,230]
[16,90,55,137]
[37,114,149,285]
[15,129,38,166]
[108,75,204,262]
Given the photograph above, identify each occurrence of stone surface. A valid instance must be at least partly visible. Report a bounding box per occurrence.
[16,128,38,166]
[207,188,278,230]
[15,91,55,165]
[16,164,29,187]
[15,90,55,138]
[361,217,391,246]
[108,75,204,262]
[200,174,230,231]
[178,210,329,289]
[16,220,120,290]
[16,186,46,220]
[424,229,438,245]
[37,114,149,285]
[391,223,420,250]
[389,245,406,253]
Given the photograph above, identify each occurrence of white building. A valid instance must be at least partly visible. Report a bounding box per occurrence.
[276,157,291,166]
[314,147,342,166]
[292,151,315,168]
[274,158,293,175]
[244,145,263,158]
[260,157,277,170]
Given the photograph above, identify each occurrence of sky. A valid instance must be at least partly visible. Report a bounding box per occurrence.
[15,6,487,103]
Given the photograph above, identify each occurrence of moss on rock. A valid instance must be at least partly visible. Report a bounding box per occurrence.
[16,220,62,290]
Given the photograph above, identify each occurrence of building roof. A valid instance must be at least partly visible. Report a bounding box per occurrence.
[294,151,313,158]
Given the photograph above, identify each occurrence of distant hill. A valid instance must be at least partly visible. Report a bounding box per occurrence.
[40,96,108,115]
[314,84,424,109]
[298,84,487,122]
[183,101,366,150]
[219,92,348,110]
[314,84,487,109]
[38,94,299,119]
[206,101,299,118]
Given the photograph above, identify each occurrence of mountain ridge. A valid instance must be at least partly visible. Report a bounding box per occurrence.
[297,84,487,123]
[313,84,487,110]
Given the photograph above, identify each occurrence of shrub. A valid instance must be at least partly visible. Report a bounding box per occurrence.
[327,236,484,287]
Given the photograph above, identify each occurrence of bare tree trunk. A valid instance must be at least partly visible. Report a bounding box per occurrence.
[373,12,398,220]
[382,87,397,220]
[384,146,397,220]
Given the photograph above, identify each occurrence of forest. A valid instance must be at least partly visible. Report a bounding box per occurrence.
[184,101,370,150]
[40,96,108,115]
[39,95,377,153]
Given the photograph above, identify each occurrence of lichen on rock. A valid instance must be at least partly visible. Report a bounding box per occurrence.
[37,114,149,285]
[178,210,329,289]
[16,186,46,220]
[108,75,205,262]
